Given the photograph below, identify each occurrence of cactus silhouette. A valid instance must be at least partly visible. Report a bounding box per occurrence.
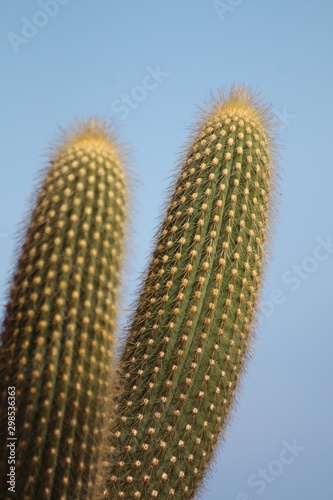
[103,86,277,499]
[0,120,127,499]
[0,86,278,500]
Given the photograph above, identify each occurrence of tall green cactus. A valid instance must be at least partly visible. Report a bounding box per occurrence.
[0,120,127,499]
[102,86,277,499]
[0,85,278,500]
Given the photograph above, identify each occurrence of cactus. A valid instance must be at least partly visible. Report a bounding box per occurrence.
[102,86,277,499]
[0,85,278,500]
[0,120,127,499]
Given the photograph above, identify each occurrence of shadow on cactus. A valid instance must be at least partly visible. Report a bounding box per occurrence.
[0,85,279,499]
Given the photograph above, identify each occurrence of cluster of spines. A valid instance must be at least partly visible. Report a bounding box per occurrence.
[0,122,127,499]
[103,90,274,498]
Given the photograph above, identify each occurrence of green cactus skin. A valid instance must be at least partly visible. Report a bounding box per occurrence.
[0,121,127,500]
[103,87,277,499]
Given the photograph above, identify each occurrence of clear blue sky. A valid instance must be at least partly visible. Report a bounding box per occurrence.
[1,1,332,498]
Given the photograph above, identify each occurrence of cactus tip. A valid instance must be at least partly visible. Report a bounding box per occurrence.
[54,117,120,159]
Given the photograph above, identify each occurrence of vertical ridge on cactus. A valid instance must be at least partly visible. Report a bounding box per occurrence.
[103,85,278,499]
[0,120,127,499]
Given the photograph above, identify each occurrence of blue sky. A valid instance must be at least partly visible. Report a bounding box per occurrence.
[1,1,332,498]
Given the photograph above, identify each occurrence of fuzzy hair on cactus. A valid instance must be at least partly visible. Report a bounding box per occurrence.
[102,86,278,499]
[0,120,127,499]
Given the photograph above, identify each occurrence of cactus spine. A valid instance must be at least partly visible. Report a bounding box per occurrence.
[103,87,277,499]
[0,121,127,499]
